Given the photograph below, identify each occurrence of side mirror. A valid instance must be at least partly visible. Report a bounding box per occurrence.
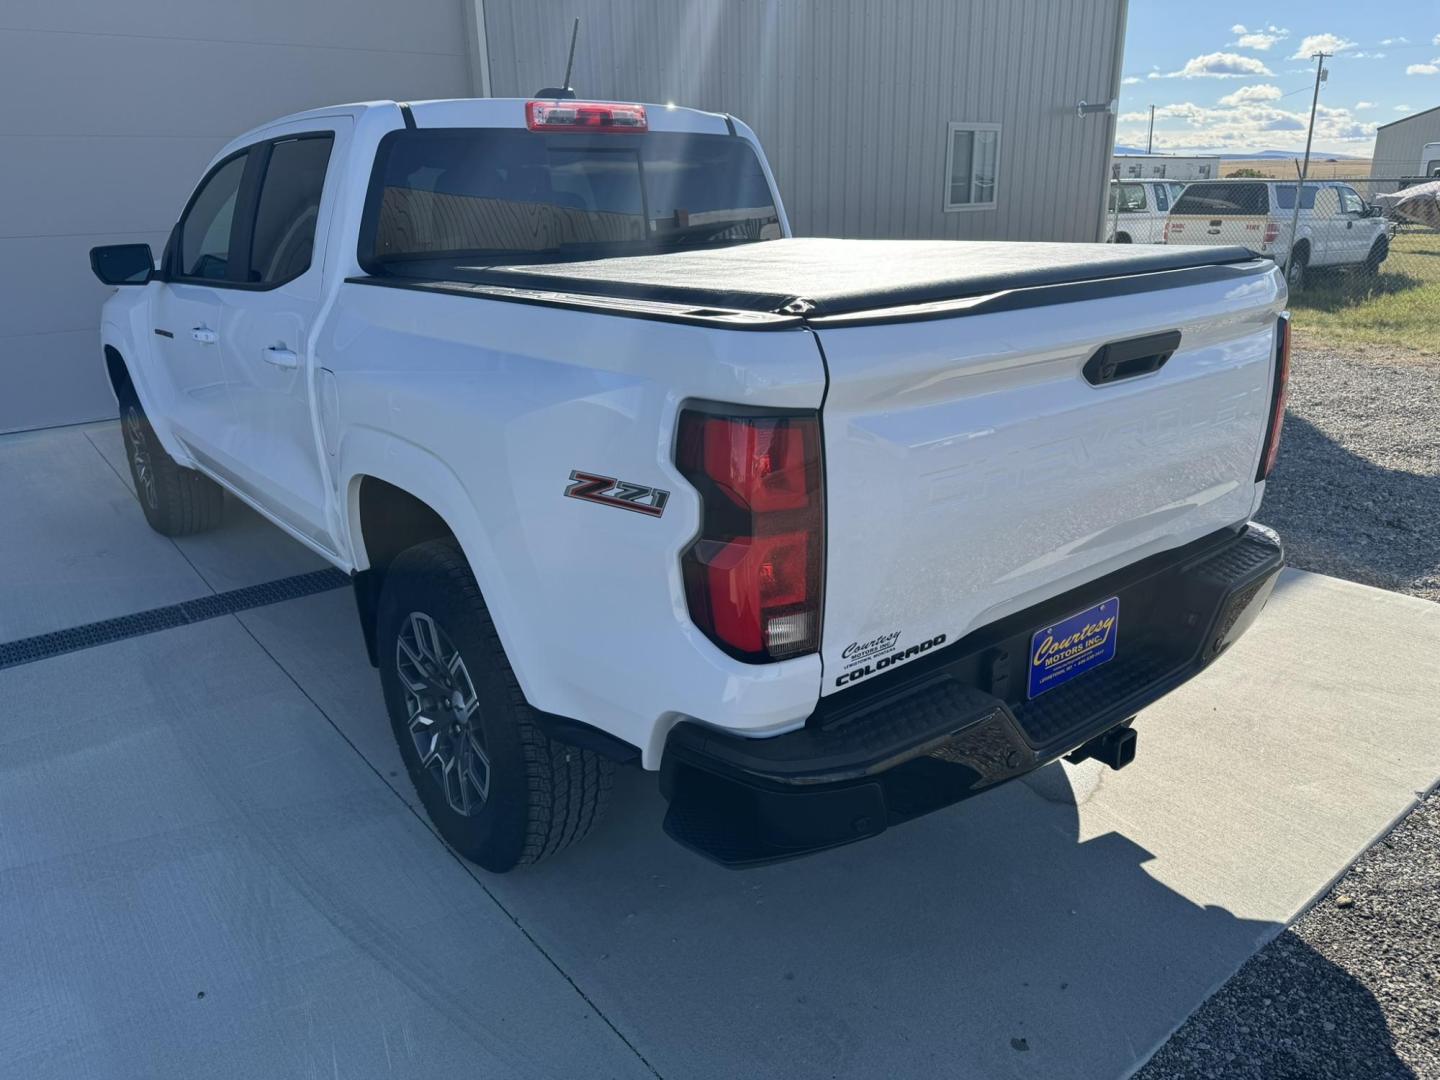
[90,243,155,286]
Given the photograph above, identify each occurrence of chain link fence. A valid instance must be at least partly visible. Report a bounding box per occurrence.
[1107,177,1439,353]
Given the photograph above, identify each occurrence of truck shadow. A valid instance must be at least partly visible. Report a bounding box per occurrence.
[1258,413,1439,596]
[498,761,1416,1079]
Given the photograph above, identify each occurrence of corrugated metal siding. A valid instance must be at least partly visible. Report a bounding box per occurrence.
[483,0,1124,242]
[1372,109,1440,177]
[0,0,473,433]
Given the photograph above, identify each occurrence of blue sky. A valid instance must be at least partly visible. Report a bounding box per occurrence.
[1117,2,1440,156]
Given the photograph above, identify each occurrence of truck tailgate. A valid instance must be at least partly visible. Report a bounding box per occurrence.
[813,260,1285,695]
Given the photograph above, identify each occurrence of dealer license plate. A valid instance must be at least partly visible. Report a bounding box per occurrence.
[1027,597,1120,699]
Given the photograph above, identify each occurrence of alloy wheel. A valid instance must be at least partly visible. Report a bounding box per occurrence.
[395,611,490,816]
[124,406,159,510]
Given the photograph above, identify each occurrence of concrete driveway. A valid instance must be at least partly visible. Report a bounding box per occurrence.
[3,422,1438,1079]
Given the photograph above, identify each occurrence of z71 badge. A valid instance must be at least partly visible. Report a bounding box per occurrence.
[564,470,670,517]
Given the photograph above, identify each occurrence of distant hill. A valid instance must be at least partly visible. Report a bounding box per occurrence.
[1114,147,1368,161]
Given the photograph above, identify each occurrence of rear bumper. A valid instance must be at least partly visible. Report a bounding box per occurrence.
[659,522,1283,867]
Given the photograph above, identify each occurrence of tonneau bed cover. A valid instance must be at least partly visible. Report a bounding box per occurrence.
[384,238,1260,319]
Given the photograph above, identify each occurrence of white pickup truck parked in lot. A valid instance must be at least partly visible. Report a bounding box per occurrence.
[1165,179,1390,289]
[91,98,1289,870]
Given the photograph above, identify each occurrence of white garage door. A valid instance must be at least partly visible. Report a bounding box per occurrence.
[0,0,474,433]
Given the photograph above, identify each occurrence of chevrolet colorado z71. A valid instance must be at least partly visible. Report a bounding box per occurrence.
[90,98,1288,870]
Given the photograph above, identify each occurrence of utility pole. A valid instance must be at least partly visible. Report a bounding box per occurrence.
[1284,52,1330,281]
[1146,105,1155,154]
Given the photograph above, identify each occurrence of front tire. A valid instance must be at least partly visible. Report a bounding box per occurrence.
[119,394,224,536]
[1363,237,1389,275]
[376,539,613,872]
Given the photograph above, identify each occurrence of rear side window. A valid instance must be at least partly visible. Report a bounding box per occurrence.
[1154,184,1170,212]
[1273,184,1321,210]
[361,128,780,267]
[179,154,248,280]
[1172,183,1269,216]
[249,135,334,285]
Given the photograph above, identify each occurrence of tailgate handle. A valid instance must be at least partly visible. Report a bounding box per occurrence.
[1083,330,1182,386]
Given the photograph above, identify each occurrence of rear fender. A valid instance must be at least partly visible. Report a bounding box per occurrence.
[338,428,544,705]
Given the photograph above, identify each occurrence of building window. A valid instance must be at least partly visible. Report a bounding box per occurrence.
[944,122,1001,211]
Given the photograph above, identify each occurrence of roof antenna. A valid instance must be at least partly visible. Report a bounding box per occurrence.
[535,18,580,99]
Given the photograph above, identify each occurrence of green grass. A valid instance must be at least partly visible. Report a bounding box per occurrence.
[1290,230,1440,356]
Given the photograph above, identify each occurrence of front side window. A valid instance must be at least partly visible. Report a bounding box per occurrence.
[362,129,779,267]
[1337,186,1365,215]
[944,123,1000,210]
[1154,183,1170,212]
[178,154,247,280]
[1109,183,1147,212]
[249,135,334,285]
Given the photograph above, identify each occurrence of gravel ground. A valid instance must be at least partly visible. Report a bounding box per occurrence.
[1138,342,1440,1078]
[1135,792,1440,1080]
[1258,343,1440,603]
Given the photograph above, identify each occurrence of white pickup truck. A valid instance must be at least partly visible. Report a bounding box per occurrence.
[91,97,1288,870]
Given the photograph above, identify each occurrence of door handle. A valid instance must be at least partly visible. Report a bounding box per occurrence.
[191,326,218,345]
[264,346,299,369]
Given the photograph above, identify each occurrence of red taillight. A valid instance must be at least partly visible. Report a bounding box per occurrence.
[676,409,824,662]
[1263,222,1280,243]
[1258,314,1290,480]
[525,100,648,132]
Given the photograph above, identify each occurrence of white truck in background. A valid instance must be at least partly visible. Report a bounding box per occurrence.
[1166,179,1389,289]
[91,97,1288,871]
[1106,178,1188,243]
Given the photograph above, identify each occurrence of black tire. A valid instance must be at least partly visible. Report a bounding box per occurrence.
[119,391,224,537]
[1114,232,1132,244]
[376,539,612,872]
[1285,245,1308,292]
[1364,237,1389,274]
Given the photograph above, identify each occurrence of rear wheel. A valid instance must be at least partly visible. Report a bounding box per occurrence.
[376,539,613,872]
[1114,232,1132,244]
[119,393,224,536]
[1285,245,1309,292]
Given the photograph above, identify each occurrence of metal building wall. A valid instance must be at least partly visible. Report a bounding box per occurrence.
[1371,108,1440,178]
[0,0,475,433]
[482,0,1127,243]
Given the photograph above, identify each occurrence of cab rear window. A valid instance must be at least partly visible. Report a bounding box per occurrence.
[1171,183,1269,216]
[359,128,780,268]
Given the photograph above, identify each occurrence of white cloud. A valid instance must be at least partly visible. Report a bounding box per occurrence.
[1122,76,1141,85]
[1354,101,1376,109]
[1349,51,1386,59]
[1235,32,1283,50]
[1220,83,1284,106]
[1395,104,1413,112]
[1379,37,1408,46]
[1113,97,1376,156]
[1407,63,1440,76]
[1229,24,1289,50]
[1156,52,1276,79]
[1434,33,1440,45]
[1289,33,1358,59]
